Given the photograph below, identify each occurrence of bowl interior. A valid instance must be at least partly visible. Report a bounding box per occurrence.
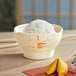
[54,24,63,33]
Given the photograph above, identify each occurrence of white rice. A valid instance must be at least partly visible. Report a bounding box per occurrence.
[24,19,56,34]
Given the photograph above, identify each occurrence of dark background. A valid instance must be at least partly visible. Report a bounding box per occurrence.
[0,0,16,31]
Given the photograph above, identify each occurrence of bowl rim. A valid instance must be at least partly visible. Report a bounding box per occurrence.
[14,24,63,36]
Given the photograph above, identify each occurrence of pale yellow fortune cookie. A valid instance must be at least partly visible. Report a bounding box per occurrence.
[46,58,68,76]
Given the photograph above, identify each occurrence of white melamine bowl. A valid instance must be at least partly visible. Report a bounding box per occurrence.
[14,24,63,59]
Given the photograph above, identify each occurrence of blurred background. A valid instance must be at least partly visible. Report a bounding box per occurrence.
[0,0,76,31]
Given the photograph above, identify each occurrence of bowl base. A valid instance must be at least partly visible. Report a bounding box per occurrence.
[23,50,54,59]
